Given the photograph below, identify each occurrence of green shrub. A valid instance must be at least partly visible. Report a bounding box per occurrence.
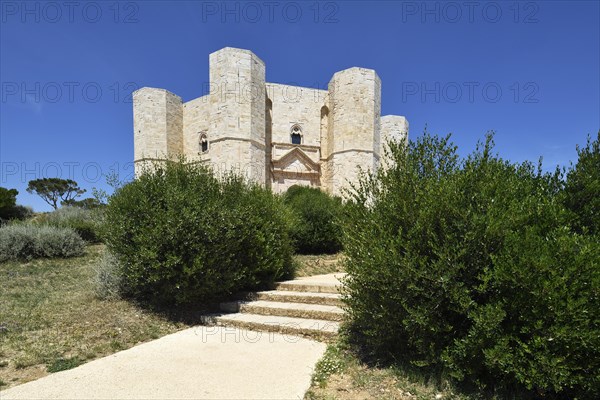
[283,185,343,254]
[37,206,103,242]
[0,205,33,223]
[0,187,19,218]
[0,187,33,222]
[46,357,82,373]
[0,224,85,262]
[563,131,600,235]
[102,161,294,306]
[343,132,600,398]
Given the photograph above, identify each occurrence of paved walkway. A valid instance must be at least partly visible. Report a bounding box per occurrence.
[1,326,326,399]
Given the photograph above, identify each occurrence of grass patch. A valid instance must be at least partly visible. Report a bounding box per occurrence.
[294,253,344,277]
[306,335,497,400]
[46,357,82,373]
[0,244,192,389]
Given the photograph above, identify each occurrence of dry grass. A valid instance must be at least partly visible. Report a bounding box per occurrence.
[294,253,345,277]
[0,248,345,389]
[0,245,192,389]
[305,341,477,400]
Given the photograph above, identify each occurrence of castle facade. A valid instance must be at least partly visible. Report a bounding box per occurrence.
[133,47,408,196]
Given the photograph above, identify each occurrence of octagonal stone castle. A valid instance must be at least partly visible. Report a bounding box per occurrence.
[133,47,408,196]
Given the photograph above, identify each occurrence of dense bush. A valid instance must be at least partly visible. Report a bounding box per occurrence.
[283,185,343,254]
[563,131,600,235]
[37,206,103,242]
[0,224,85,262]
[0,205,33,222]
[0,187,32,222]
[102,161,294,305]
[343,132,600,398]
[0,187,19,220]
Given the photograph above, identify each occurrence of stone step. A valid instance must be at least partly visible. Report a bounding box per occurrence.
[256,290,343,307]
[221,300,345,322]
[275,274,346,294]
[214,313,339,340]
[275,281,339,294]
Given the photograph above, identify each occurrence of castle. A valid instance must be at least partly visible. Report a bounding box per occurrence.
[133,47,408,196]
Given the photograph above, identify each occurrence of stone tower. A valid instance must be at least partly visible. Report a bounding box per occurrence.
[133,88,183,171]
[207,48,266,182]
[326,68,381,197]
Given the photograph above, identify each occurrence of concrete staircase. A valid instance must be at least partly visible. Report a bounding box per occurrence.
[215,273,346,341]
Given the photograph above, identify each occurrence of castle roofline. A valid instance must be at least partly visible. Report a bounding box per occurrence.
[210,47,265,66]
[331,66,380,82]
[132,87,182,102]
[266,81,328,93]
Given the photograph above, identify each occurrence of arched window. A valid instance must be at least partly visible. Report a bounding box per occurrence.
[320,105,329,154]
[290,124,302,145]
[199,133,209,153]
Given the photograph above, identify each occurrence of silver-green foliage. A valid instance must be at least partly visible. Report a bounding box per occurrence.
[37,206,103,242]
[92,249,122,299]
[0,224,85,262]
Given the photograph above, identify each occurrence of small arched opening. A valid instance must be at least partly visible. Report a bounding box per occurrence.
[291,124,302,145]
[320,105,329,154]
[199,132,209,153]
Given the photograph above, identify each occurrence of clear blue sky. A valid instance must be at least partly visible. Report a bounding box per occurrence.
[1,0,599,211]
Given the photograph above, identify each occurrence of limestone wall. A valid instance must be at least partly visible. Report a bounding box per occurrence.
[165,91,183,156]
[380,115,409,169]
[133,87,183,174]
[328,68,381,196]
[208,47,266,183]
[249,52,267,183]
[272,173,320,193]
[328,151,374,196]
[271,143,320,164]
[182,95,210,163]
[266,83,326,148]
